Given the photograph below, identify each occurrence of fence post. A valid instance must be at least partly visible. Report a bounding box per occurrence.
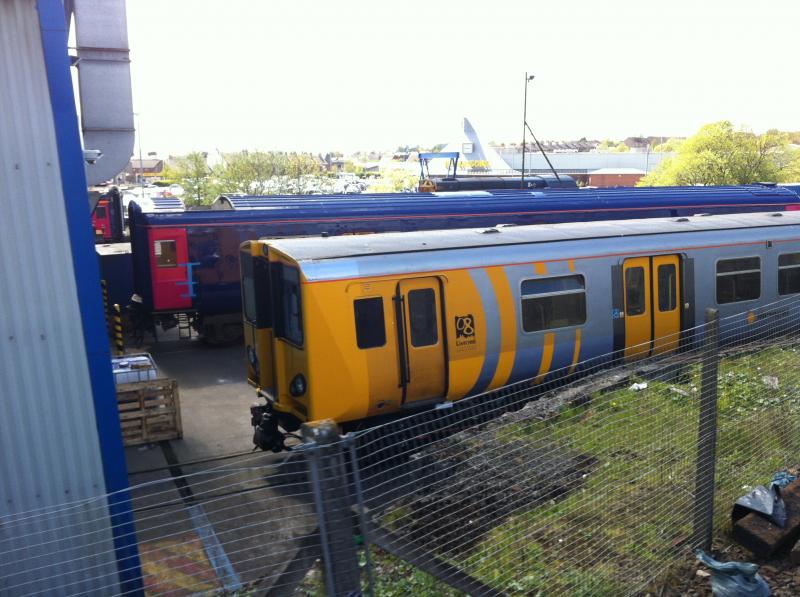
[302,420,362,596]
[693,307,719,550]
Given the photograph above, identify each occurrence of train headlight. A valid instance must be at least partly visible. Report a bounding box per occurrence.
[289,374,307,397]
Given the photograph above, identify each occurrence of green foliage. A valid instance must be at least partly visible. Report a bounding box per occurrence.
[283,152,322,181]
[639,121,800,186]
[294,548,463,597]
[165,150,325,204]
[596,139,616,151]
[613,142,630,153]
[652,137,684,153]
[343,161,365,175]
[368,168,419,192]
[162,151,213,206]
[369,550,464,597]
[215,151,286,195]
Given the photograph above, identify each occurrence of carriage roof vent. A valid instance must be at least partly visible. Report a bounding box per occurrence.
[771,212,783,217]
[693,213,711,217]
[481,228,500,234]
[674,217,690,222]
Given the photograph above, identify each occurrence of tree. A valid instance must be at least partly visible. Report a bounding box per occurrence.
[368,168,419,192]
[162,152,214,205]
[215,151,287,195]
[343,161,364,175]
[652,138,684,153]
[613,142,630,153]
[284,152,321,182]
[638,121,800,186]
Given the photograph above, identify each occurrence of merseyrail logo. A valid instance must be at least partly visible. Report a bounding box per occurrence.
[455,314,476,348]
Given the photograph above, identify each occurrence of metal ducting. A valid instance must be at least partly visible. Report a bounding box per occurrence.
[69,0,134,185]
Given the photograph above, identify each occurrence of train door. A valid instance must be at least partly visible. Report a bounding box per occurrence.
[396,277,446,404]
[150,227,192,310]
[623,254,681,360]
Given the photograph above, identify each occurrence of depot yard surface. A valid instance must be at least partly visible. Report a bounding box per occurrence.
[123,337,315,594]
[133,338,255,459]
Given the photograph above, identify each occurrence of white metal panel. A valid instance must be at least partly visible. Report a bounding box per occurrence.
[0,0,120,594]
[499,149,674,172]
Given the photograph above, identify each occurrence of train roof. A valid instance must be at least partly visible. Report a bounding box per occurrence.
[129,196,185,213]
[134,185,797,226]
[266,211,800,264]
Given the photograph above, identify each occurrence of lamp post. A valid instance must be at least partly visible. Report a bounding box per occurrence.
[521,73,535,189]
[134,112,144,196]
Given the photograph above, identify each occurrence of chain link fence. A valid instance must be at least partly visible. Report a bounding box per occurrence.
[3,297,800,595]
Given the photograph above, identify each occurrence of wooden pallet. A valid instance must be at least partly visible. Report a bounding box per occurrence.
[116,378,183,446]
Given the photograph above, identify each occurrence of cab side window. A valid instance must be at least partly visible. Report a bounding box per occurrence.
[154,240,177,267]
[276,265,303,346]
[354,297,386,349]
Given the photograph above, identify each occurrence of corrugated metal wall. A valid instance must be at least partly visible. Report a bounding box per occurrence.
[0,0,120,593]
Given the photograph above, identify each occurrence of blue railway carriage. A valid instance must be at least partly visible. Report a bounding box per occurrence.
[243,211,800,449]
[130,185,799,343]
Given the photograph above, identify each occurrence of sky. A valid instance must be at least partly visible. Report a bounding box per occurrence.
[126,0,800,156]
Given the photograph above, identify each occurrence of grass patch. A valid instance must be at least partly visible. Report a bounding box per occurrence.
[376,344,800,596]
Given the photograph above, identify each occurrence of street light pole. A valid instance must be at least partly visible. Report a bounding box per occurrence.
[135,112,144,196]
[521,73,534,189]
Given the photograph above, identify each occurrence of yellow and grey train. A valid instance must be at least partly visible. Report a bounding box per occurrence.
[241,211,800,450]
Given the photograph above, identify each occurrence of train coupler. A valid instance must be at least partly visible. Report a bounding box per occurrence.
[251,403,286,453]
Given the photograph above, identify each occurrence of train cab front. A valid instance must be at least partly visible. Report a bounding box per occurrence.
[240,241,309,451]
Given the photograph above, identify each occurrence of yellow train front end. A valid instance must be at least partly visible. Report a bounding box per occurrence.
[241,241,311,451]
[241,238,474,450]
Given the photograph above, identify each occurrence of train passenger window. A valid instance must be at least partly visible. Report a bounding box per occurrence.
[521,274,586,333]
[408,289,438,347]
[277,265,303,346]
[625,267,646,316]
[716,257,760,304]
[657,264,677,312]
[353,298,386,349]
[154,240,177,267]
[778,253,800,295]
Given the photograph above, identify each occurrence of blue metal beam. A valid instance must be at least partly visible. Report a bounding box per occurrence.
[36,1,143,593]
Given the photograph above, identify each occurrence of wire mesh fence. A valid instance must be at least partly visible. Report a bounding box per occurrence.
[3,297,800,595]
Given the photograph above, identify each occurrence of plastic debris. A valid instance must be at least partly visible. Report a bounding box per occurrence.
[629,382,648,391]
[695,550,771,597]
[761,375,779,390]
[732,484,787,528]
[772,471,796,489]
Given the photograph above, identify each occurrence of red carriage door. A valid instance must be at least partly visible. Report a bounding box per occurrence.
[150,227,193,310]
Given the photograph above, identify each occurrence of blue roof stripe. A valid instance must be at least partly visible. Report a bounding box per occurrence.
[134,185,800,227]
